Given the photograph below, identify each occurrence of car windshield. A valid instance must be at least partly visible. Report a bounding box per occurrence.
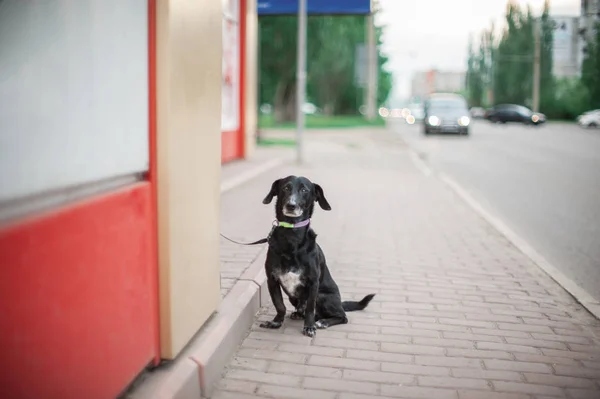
[515,105,533,115]
[427,99,468,113]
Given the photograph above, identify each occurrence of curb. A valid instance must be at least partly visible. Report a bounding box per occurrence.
[402,140,600,320]
[190,249,268,397]
[132,249,268,399]
[126,157,280,399]
[220,158,284,193]
[439,172,600,320]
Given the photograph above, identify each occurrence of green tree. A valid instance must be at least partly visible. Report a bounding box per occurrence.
[258,13,392,122]
[482,23,495,106]
[494,1,535,105]
[258,16,298,122]
[553,77,590,119]
[307,16,364,115]
[467,27,495,107]
[376,24,393,108]
[539,0,555,113]
[466,34,484,106]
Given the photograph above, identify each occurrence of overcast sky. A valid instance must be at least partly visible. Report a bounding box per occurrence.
[376,0,580,100]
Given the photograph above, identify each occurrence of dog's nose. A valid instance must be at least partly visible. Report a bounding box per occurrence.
[285,203,297,212]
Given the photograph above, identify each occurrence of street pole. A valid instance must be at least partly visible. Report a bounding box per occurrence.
[295,0,307,164]
[489,45,494,105]
[257,23,261,143]
[532,18,541,113]
[365,12,377,120]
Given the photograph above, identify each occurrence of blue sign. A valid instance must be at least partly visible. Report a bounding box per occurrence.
[257,0,372,15]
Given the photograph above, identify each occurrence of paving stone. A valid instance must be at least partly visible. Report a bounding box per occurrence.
[213,128,600,399]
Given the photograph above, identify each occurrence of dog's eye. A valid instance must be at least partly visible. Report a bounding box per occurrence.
[283,186,291,192]
[300,187,309,193]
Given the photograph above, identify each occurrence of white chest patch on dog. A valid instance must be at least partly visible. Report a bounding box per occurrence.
[279,271,303,294]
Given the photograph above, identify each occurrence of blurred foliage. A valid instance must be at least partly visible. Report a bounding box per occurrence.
[466,37,482,107]
[466,0,600,119]
[259,14,392,123]
[582,22,600,110]
[552,77,591,119]
[258,114,386,129]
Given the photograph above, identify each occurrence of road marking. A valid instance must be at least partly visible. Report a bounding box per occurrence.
[409,150,432,177]
[220,158,284,194]
[439,172,600,320]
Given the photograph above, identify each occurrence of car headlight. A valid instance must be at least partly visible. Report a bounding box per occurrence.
[531,114,540,123]
[428,116,440,126]
[458,116,470,126]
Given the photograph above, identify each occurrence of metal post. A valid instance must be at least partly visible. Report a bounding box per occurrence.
[532,18,541,112]
[257,22,261,143]
[295,0,307,164]
[489,45,494,105]
[365,13,377,120]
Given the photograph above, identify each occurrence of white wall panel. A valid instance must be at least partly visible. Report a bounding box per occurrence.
[0,0,149,202]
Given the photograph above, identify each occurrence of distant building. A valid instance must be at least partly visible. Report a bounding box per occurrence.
[411,69,466,102]
[581,0,600,44]
[551,16,582,78]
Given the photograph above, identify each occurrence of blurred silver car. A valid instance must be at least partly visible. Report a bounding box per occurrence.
[470,107,486,119]
[577,109,600,128]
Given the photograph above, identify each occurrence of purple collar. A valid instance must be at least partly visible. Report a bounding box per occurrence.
[277,219,311,229]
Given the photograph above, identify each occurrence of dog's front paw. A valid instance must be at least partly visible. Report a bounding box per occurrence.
[260,320,283,329]
[290,311,304,320]
[315,320,328,329]
[302,325,317,337]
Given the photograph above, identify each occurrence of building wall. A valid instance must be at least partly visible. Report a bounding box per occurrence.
[434,71,466,93]
[0,1,159,398]
[221,0,249,163]
[581,0,600,43]
[410,71,429,102]
[552,16,582,78]
[411,69,466,101]
[155,0,222,359]
[0,0,227,396]
[0,0,150,203]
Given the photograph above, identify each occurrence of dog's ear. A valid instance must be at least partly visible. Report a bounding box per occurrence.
[262,179,281,204]
[314,184,331,211]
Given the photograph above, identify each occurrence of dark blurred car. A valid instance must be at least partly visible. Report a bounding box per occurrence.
[423,93,471,135]
[484,104,546,125]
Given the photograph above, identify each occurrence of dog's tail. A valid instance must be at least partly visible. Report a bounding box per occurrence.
[342,293,376,312]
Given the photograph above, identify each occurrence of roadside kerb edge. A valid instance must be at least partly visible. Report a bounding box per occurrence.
[402,141,600,321]
[439,171,600,320]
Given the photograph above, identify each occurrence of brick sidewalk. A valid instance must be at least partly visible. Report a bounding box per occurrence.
[214,129,600,399]
[219,145,292,298]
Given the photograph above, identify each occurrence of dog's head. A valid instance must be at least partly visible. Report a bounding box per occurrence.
[262,176,331,220]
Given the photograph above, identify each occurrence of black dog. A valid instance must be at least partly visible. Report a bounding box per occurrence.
[259,176,375,337]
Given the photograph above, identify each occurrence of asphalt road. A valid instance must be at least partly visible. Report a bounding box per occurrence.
[390,118,600,303]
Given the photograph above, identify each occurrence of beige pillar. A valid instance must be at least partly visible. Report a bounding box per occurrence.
[156,0,222,359]
[244,0,258,159]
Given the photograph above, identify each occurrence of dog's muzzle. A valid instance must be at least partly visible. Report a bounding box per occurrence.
[283,198,303,217]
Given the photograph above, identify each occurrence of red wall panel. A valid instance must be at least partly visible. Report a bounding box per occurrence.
[147,0,161,367]
[222,129,244,163]
[221,0,246,164]
[0,183,158,399]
